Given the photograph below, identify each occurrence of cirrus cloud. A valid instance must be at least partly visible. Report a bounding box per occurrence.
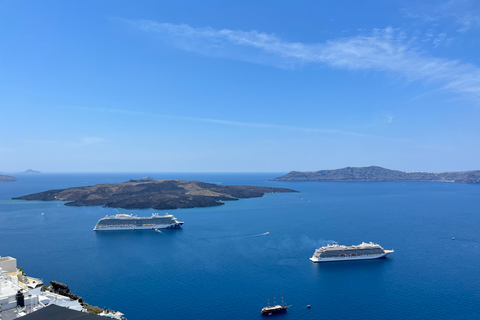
[123,19,480,102]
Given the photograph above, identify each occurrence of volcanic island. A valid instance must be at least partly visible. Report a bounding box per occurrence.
[13,179,298,210]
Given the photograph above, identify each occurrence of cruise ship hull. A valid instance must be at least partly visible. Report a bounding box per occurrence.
[93,222,183,231]
[93,213,183,231]
[310,250,393,263]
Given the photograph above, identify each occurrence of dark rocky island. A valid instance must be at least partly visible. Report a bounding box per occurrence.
[272,166,480,184]
[0,174,17,182]
[13,179,298,210]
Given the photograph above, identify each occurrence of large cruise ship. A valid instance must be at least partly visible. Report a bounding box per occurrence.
[309,242,393,263]
[93,213,183,231]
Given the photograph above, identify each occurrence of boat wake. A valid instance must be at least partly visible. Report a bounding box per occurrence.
[248,232,270,237]
[192,232,270,240]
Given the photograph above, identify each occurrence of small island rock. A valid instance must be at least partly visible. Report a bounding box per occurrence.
[20,169,41,174]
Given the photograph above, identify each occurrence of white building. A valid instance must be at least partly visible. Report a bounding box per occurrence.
[0,256,42,317]
[0,256,17,274]
[0,255,125,319]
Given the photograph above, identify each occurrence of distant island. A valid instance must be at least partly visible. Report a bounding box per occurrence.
[13,179,298,210]
[0,174,17,182]
[128,176,154,182]
[20,169,41,174]
[272,166,480,184]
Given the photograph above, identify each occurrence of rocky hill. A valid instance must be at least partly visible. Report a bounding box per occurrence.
[0,174,17,182]
[13,179,298,210]
[272,166,480,184]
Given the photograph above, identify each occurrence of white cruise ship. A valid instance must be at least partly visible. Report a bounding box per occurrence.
[310,242,393,263]
[93,213,183,231]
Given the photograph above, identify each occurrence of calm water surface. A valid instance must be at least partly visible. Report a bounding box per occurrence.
[1,173,479,319]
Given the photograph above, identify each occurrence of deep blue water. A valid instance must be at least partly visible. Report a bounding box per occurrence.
[1,173,480,319]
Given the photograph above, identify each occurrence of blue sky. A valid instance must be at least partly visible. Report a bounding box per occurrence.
[1,0,480,173]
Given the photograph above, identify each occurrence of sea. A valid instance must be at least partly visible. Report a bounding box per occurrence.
[1,173,479,320]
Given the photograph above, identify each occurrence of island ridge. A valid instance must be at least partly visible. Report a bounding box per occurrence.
[272,166,480,183]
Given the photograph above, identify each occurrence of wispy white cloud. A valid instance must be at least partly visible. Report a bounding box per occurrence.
[432,33,454,48]
[123,20,480,102]
[402,0,480,32]
[81,137,107,145]
[121,19,315,68]
[76,106,377,139]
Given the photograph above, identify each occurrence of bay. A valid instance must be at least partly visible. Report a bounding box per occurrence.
[0,173,479,319]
